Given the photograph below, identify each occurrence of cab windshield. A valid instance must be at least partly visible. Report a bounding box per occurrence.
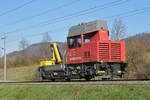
[67,36,81,49]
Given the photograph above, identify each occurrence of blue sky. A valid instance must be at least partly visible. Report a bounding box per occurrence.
[0,0,149,55]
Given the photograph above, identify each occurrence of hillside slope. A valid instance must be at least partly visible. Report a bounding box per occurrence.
[7,42,65,59]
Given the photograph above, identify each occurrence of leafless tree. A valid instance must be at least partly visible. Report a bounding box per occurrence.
[111,19,126,41]
[19,38,29,51]
[18,38,30,65]
[39,32,52,59]
[42,32,51,42]
[61,42,67,64]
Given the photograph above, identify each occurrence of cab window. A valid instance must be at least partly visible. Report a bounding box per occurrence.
[77,37,81,47]
[84,32,94,43]
[68,36,81,48]
[84,35,91,43]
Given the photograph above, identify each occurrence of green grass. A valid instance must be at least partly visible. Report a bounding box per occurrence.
[0,65,38,81]
[0,85,150,100]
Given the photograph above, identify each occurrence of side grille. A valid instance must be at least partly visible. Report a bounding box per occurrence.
[99,43,109,61]
[111,43,121,62]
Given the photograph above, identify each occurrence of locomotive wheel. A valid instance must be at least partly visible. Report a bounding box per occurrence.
[85,76,92,81]
[65,78,71,81]
[51,79,55,82]
[42,76,46,80]
[119,74,123,78]
[102,78,108,80]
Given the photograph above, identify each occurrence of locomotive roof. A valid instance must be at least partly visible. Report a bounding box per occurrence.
[68,20,108,37]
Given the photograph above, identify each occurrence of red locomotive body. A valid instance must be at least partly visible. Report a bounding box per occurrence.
[67,20,126,64]
[67,30,126,64]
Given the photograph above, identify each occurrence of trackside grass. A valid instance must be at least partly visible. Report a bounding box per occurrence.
[0,65,38,81]
[0,85,150,100]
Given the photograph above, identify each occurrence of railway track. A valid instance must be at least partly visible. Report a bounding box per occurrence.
[0,79,150,86]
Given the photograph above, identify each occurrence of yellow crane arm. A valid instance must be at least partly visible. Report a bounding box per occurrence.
[40,42,62,67]
[51,43,62,64]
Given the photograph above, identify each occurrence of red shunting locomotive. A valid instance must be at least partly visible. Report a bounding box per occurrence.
[66,20,127,80]
[39,20,127,81]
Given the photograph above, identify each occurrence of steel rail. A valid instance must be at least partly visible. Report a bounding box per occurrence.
[0,79,150,86]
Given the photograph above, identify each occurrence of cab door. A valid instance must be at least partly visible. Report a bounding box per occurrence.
[67,35,82,64]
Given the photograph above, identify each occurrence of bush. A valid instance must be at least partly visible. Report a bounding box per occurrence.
[125,39,150,79]
[0,54,40,68]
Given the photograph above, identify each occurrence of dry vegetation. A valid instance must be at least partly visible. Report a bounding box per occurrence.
[125,37,150,79]
[0,54,40,68]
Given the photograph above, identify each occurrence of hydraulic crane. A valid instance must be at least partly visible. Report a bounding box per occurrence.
[40,43,62,67]
[38,43,65,81]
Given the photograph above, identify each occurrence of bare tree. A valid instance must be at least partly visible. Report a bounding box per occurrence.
[111,19,126,41]
[61,42,67,64]
[18,38,30,65]
[42,32,51,42]
[39,32,52,59]
[19,38,29,50]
